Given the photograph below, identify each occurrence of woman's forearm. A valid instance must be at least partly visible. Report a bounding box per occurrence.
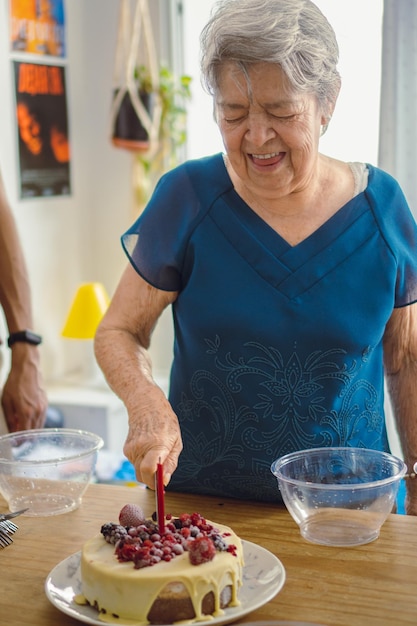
[94,326,160,411]
[94,324,182,488]
[384,304,417,515]
[94,265,180,487]
[385,364,417,515]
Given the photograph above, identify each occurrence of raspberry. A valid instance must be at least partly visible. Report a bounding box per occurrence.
[179,513,192,526]
[187,536,216,565]
[119,503,146,527]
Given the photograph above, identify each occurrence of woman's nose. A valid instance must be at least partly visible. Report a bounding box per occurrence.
[245,113,276,146]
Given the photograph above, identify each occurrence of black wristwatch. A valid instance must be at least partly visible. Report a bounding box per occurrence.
[7,330,42,348]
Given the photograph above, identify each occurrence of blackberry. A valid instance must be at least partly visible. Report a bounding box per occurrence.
[211,533,227,551]
[101,522,128,545]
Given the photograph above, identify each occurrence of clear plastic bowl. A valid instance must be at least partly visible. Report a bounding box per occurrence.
[0,428,103,516]
[271,447,407,547]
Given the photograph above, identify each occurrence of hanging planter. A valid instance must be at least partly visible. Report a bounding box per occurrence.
[110,0,191,215]
[112,89,155,151]
[132,65,191,208]
[110,0,161,153]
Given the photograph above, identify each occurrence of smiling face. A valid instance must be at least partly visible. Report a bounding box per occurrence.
[215,62,328,201]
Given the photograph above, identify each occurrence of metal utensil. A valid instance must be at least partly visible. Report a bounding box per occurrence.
[0,519,19,534]
[0,528,13,548]
[0,509,27,549]
[0,521,16,548]
[0,507,28,521]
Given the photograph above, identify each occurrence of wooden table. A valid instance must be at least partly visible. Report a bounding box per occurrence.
[2,482,416,626]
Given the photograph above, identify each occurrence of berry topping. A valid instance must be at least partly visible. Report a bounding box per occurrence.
[119,503,146,527]
[100,511,233,569]
[187,536,216,565]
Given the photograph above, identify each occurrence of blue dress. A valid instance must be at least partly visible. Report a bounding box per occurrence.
[122,153,417,502]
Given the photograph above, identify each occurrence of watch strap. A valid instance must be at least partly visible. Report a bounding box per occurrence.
[7,330,42,348]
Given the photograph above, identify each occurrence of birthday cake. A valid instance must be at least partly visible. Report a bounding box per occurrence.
[77,504,244,624]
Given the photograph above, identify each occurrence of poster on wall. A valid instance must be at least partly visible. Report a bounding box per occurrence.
[9,0,66,57]
[13,61,71,198]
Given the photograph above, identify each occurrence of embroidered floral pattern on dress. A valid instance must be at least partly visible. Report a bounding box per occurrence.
[171,336,386,501]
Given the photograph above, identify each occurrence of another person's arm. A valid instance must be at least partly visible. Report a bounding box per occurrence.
[94,264,181,489]
[0,170,47,431]
[384,302,417,515]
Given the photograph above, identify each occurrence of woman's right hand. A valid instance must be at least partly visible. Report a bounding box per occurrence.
[123,384,183,490]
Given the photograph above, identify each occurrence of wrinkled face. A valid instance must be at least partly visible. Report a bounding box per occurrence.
[215,62,327,198]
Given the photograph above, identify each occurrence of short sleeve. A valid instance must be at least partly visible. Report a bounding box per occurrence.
[121,154,230,292]
[121,164,202,292]
[367,166,417,307]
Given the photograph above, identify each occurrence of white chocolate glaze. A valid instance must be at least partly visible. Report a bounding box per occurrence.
[78,520,243,624]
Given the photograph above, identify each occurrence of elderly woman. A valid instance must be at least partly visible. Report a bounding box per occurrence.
[95,0,417,512]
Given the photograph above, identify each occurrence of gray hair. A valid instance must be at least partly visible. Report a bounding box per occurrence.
[200,0,341,119]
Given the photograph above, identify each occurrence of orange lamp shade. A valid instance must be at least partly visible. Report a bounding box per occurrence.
[61,282,110,339]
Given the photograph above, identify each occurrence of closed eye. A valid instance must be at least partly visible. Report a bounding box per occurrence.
[270,112,297,121]
[224,114,248,124]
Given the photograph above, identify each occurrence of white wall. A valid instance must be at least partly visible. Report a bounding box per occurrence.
[0,0,171,384]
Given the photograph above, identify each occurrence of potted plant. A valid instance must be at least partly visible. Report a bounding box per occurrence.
[134,64,192,158]
[112,64,192,210]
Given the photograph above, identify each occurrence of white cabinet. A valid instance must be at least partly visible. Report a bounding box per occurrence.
[46,384,129,455]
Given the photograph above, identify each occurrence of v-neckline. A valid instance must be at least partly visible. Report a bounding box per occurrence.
[219,153,366,250]
[209,173,374,300]
[229,184,368,252]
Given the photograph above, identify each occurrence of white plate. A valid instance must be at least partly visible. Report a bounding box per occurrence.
[242,622,327,625]
[45,540,286,626]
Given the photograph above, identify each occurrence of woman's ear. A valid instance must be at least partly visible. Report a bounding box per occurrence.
[320,78,341,134]
[326,77,342,120]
